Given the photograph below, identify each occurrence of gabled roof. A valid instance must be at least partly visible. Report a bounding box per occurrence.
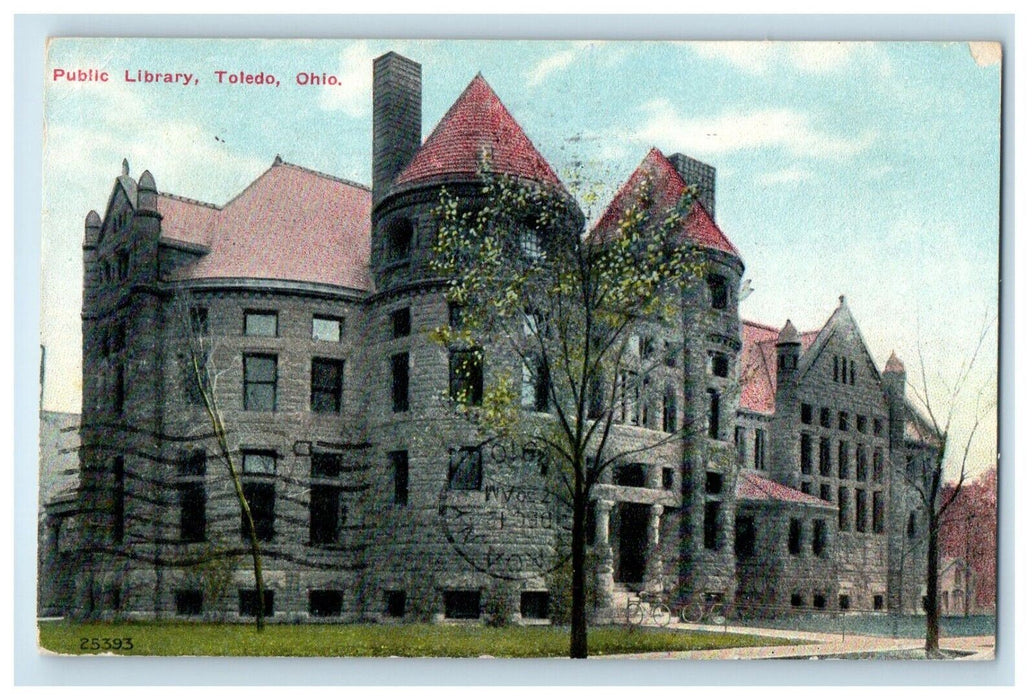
[165,159,372,291]
[591,148,739,256]
[796,297,884,387]
[738,320,819,415]
[736,470,835,509]
[395,74,563,188]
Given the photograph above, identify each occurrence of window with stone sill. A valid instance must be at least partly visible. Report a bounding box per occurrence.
[243,353,277,411]
[449,348,484,406]
[313,315,342,342]
[390,308,410,339]
[244,310,278,337]
[311,357,344,414]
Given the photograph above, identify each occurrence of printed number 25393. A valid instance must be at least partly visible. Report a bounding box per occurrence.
[79,637,133,651]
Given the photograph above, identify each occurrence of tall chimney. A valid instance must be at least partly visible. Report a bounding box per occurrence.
[372,52,422,208]
[667,153,716,219]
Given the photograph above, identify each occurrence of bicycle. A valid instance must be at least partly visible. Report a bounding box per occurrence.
[675,592,724,624]
[625,590,672,627]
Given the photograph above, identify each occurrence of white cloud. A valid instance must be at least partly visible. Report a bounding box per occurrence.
[526,42,603,87]
[689,41,871,75]
[756,166,814,185]
[634,101,876,159]
[319,42,375,117]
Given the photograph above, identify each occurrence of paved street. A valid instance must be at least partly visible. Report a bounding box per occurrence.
[607,622,996,660]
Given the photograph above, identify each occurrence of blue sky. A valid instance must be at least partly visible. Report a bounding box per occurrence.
[41,39,1001,474]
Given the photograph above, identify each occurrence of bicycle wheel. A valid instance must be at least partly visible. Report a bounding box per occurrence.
[626,602,645,626]
[679,604,696,623]
[652,603,672,627]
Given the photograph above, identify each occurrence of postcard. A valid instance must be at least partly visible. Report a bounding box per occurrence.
[37,38,1000,661]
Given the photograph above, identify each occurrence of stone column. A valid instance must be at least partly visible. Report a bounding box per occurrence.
[646,503,665,589]
[594,500,615,616]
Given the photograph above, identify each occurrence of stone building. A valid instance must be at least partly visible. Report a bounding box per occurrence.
[59,51,934,622]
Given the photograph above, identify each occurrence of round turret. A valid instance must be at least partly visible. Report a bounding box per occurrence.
[84,210,101,248]
[137,170,158,212]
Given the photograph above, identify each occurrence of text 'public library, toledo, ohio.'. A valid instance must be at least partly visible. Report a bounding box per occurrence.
[40,52,938,623]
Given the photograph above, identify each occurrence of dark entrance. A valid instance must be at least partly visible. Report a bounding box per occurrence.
[615,503,650,585]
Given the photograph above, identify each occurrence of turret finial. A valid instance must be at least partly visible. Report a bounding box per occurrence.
[122,158,130,176]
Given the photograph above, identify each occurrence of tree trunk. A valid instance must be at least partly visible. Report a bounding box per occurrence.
[924,511,940,657]
[570,487,588,659]
[230,470,266,633]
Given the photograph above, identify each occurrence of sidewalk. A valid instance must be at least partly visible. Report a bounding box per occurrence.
[607,622,996,660]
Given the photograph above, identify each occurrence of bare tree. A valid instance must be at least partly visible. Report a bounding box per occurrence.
[902,314,995,657]
[173,292,267,632]
[430,162,710,658]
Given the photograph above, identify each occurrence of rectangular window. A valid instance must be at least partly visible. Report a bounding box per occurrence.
[872,449,884,482]
[309,485,340,545]
[791,593,804,608]
[190,307,209,336]
[820,407,831,428]
[311,452,342,478]
[872,492,885,534]
[175,590,203,616]
[735,515,756,558]
[391,352,409,412]
[841,357,848,384]
[443,590,481,619]
[838,411,849,431]
[309,590,343,617]
[312,315,342,342]
[520,591,550,619]
[522,356,550,412]
[243,450,277,475]
[448,302,464,330]
[239,589,274,618]
[707,389,720,439]
[800,480,812,495]
[663,340,678,368]
[311,358,344,413]
[800,433,813,474]
[734,426,747,464]
[179,449,206,476]
[114,364,125,414]
[838,441,849,479]
[832,356,839,382]
[813,593,827,610]
[663,386,678,434]
[449,349,484,406]
[754,429,766,469]
[856,445,868,481]
[819,437,831,476]
[812,519,827,556]
[801,403,813,424]
[244,311,278,337]
[614,463,646,488]
[385,590,406,618]
[711,354,729,378]
[662,467,675,490]
[850,360,856,385]
[908,511,917,538]
[113,456,125,544]
[179,483,206,542]
[448,446,483,491]
[703,501,721,551]
[855,489,867,533]
[839,594,851,610]
[707,274,728,310]
[705,471,723,495]
[873,595,885,611]
[838,487,850,531]
[242,481,275,542]
[390,450,409,505]
[788,518,802,555]
[243,353,277,411]
[820,483,832,502]
[857,415,867,432]
[390,308,411,339]
[873,418,884,436]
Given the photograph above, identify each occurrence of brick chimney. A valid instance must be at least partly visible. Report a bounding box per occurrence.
[667,153,715,218]
[372,52,422,208]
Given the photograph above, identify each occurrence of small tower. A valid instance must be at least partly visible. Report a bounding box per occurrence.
[883,351,906,452]
[137,170,159,213]
[775,319,801,388]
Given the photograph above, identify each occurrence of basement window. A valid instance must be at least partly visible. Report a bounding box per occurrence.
[443,590,481,619]
[309,590,343,618]
[385,590,406,618]
[175,590,203,616]
[520,591,550,620]
[239,589,274,618]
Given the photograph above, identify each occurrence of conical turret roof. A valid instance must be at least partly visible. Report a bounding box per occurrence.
[395,74,562,188]
[776,319,801,345]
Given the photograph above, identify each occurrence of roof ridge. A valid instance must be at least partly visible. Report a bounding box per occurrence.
[276,159,372,192]
[158,191,222,210]
[742,319,781,333]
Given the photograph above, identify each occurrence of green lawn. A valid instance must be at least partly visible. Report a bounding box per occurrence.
[38,621,799,657]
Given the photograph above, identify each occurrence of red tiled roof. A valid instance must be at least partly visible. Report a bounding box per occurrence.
[157,193,220,248]
[395,74,563,188]
[736,470,835,508]
[591,148,740,256]
[166,160,372,291]
[738,319,818,415]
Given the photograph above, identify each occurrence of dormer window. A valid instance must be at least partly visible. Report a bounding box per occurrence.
[386,218,413,263]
